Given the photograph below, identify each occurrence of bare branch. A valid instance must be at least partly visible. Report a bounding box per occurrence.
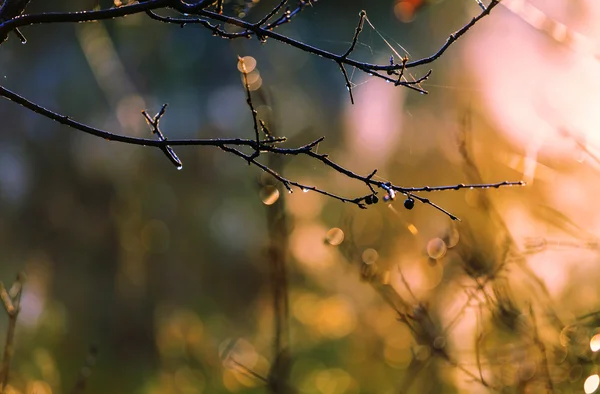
[0,0,499,94]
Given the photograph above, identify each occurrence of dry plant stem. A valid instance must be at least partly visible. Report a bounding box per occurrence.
[0,275,23,392]
[458,110,563,325]
[529,306,554,392]
[397,268,493,390]
[474,304,487,387]
[264,139,291,394]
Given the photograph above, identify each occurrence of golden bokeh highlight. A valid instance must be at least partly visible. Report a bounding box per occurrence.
[585,374,600,394]
[315,296,356,338]
[3,386,19,394]
[26,381,52,394]
[290,224,334,270]
[314,368,354,394]
[325,227,344,246]
[292,292,320,326]
[236,56,256,73]
[361,248,378,265]
[260,185,280,205]
[292,292,356,339]
[426,237,447,260]
[591,333,600,352]
[383,335,412,369]
[155,307,204,359]
[407,223,419,235]
[446,228,460,248]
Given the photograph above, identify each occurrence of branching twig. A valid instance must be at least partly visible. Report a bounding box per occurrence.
[0,79,523,220]
[0,0,516,221]
[141,104,182,169]
[0,0,499,94]
[238,57,261,158]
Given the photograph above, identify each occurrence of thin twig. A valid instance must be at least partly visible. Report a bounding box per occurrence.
[238,56,261,156]
[0,81,522,219]
[0,0,500,93]
[141,103,182,169]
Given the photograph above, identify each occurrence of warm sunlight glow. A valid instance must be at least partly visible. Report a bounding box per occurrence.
[26,381,52,394]
[590,334,600,352]
[585,374,600,394]
[315,296,356,339]
[407,223,419,235]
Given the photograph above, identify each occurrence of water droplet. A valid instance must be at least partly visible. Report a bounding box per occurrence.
[176,165,183,171]
[302,188,309,193]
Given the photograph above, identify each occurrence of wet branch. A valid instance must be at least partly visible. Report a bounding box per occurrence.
[0,0,518,221]
[0,0,499,94]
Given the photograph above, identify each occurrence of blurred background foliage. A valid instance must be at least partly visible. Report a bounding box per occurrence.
[1,0,600,393]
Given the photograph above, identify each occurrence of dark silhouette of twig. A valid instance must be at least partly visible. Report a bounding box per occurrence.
[0,78,523,220]
[529,305,554,392]
[256,88,292,394]
[0,0,517,220]
[141,104,182,169]
[0,273,24,392]
[0,1,499,92]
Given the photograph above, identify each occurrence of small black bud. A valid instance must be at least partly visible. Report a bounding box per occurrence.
[365,195,373,205]
[404,198,415,210]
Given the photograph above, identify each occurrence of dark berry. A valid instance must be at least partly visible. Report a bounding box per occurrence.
[404,198,415,210]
